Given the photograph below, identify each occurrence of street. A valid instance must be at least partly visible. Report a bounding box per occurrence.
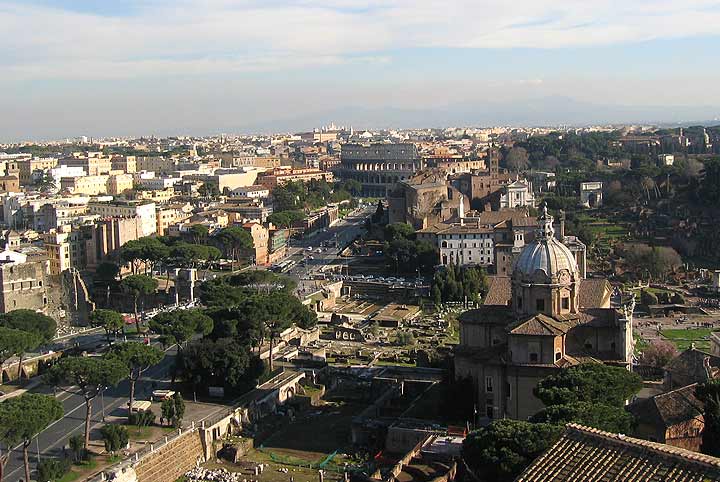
[284,206,372,280]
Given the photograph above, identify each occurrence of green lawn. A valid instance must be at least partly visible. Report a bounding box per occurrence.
[661,328,712,350]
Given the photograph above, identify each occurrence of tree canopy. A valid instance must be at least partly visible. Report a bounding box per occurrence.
[121,274,159,298]
[534,363,642,407]
[462,419,563,482]
[179,337,261,395]
[89,309,124,345]
[107,341,164,418]
[44,356,127,447]
[696,379,720,456]
[529,401,634,434]
[0,393,63,482]
[0,309,56,343]
[0,327,39,366]
[149,309,214,348]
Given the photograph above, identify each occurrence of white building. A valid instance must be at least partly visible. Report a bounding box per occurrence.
[136,176,181,190]
[88,201,157,237]
[438,223,495,267]
[499,180,535,209]
[229,185,271,199]
[580,182,603,208]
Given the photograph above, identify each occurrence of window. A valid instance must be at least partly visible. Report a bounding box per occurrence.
[536,299,545,312]
[486,403,494,419]
[584,340,593,351]
[485,376,493,393]
[555,352,562,361]
[529,341,540,363]
[562,297,570,310]
[506,382,511,400]
[517,297,523,309]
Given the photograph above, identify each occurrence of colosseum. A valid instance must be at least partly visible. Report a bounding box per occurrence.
[340,143,425,197]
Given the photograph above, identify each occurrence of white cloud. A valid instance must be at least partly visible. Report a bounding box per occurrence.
[1,0,720,79]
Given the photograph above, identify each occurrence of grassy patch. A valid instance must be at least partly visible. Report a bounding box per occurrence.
[661,328,712,350]
[58,471,81,482]
[74,458,98,470]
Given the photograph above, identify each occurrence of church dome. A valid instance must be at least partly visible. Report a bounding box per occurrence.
[513,206,578,279]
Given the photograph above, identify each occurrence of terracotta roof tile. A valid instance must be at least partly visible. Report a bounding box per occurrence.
[508,314,570,336]
[628,383,704,429]
[483,276,511,306]
[578,278,612,308]
[517,423,720,481]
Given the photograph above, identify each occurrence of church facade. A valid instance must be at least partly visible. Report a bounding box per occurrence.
[454,206,634,420]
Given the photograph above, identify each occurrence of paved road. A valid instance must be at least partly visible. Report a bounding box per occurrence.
[3,348,178,481]
[285,207,372,281]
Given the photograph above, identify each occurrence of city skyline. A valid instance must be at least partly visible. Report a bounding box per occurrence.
[3,0,720,140]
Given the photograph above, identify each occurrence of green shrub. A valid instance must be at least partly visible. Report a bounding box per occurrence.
[68,434,85,462]
[37,457,71,482]
[671,292,686,304]
[640,290,658,306]
[130,409,155,427]
[101,424,129,452]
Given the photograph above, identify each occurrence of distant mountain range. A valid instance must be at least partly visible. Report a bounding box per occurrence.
[235,96,720,134]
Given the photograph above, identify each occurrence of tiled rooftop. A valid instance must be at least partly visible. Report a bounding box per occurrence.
[517,423,720,481]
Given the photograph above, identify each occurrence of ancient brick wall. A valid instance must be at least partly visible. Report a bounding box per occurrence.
[133,430,204,482]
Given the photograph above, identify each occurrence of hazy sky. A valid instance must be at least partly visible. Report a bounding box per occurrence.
[2,0,720,141]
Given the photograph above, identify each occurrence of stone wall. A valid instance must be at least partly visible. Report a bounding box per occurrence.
[132,429,204,482]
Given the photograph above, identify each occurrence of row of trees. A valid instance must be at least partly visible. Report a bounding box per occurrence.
[272,179,359,213]
[383,223,436,275]
[462,363,642,481]
[118,230,253,276]
[0,338,165,482]
[431,265,489,305]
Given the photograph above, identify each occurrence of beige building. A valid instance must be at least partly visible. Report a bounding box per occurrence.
[61,153,112,176]
[130,188,176,204]
[0,176,20,193]
[42,226,79,275]
[136,156,177,173]
[258,168,334,188]
[156,207,191,236]
[60,175,110,195]
[17,158,58,184]
[201,170,262,194]
[111,155,137,173]
[88,201,157,237]
[107,174,135,195]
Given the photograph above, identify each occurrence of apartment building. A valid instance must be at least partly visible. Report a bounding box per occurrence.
[257,168,334,188]
[87,200,157,237]
[111,155,137,173]
[60,153,112,176]
[17,158,58,184]
[157,206,192,236]
[136,156,177,173]
[107,174,135,195]
[60,175,110,195]
[0,176,19,193]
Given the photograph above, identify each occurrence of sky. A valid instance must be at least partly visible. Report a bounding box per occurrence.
[2,0,720,141]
